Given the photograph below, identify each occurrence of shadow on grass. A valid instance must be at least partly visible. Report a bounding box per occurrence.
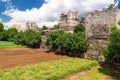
[99,62,120,80]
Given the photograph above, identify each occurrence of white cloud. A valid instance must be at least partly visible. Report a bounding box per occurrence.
[1,0,10,2]
[2,0,113,28]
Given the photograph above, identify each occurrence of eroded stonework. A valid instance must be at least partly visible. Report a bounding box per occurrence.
[85,8,120,46]
[26,22,39,32]
[59,11,80,33]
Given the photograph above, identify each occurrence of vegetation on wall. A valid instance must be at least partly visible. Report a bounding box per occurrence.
[74,24,85,33]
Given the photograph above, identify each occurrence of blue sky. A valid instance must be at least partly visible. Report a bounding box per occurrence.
[0,0,44,22]
[0,0,115,28]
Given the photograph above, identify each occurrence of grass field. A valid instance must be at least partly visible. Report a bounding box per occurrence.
[76,64,120,80]
[0,58,98,80]
[0,41,24,49]
[76,68,109,80]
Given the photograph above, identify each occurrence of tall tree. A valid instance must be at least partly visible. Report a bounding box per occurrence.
[50,24,59,30]
[0,22,4,32]
[108,4,115,10]
[42,25,48,30]
[74,24,85,33]
[7,28,18,41]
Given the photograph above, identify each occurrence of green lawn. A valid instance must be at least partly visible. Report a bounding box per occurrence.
[76,65,120,80]
[76,68,109,80]
[0,41,24,49]
[0,58,98,80]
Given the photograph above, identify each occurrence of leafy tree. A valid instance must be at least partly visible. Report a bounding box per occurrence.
[55,33,88,54]
[42,25,48,30]
[103,25,120,62]
[13,32,24,45]
[0,26,42,48]
[0,30,8,41]
[74,24,85,33]
[0,22,4,32]
[46,30,88,55]
[22,30,41,48]
[50,24,59,30]
[46,30,64,48]
[118,20,120,25]
[108,4,114,10]
[6,28,18,41]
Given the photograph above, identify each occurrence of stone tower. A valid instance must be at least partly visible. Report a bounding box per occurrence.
[26,22,39,32]
[59,10,80,32]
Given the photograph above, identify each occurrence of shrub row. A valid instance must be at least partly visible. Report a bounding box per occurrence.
[46,30,88,56]
[0,28,41,48]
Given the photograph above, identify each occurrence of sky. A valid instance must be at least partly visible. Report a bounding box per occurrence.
[0,0,115,28]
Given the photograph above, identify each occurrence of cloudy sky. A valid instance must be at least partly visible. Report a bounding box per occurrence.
[0,0,115,28]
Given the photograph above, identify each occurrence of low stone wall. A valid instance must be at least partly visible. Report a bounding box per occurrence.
[84,49,105,62]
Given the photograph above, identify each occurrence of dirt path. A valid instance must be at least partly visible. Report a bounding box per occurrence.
[0,48,68,69]
[64,66,112,80]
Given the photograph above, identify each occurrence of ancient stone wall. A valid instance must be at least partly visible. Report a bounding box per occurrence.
[85,8,120,45]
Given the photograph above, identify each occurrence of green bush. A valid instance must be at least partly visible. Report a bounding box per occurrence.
[103,25,120,62]
[118,20,120,25]
[13,32,24,45]
[46,30,88,55]
[46,30,64,48]
[22,30,41,48]
[6,28,18,41]
[0,26,41,48]
[55,32,88,54]
[0,29,41,48]
[0,22,4,32]
[0,30,8,41]
[74,24,85,33]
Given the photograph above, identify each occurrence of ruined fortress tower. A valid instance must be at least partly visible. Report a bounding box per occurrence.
[26,22,39,32]
[85,8,120,45]
[59,11,80,32]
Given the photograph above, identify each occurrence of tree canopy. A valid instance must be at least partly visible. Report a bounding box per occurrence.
[0,22,4,32]
[46,30,88,56]
[7,28,18,41]
[103,25,120,62]
[74,24,85,33]
[42,25,48,30]
[0,27,41,48]
[50,24,59,30]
